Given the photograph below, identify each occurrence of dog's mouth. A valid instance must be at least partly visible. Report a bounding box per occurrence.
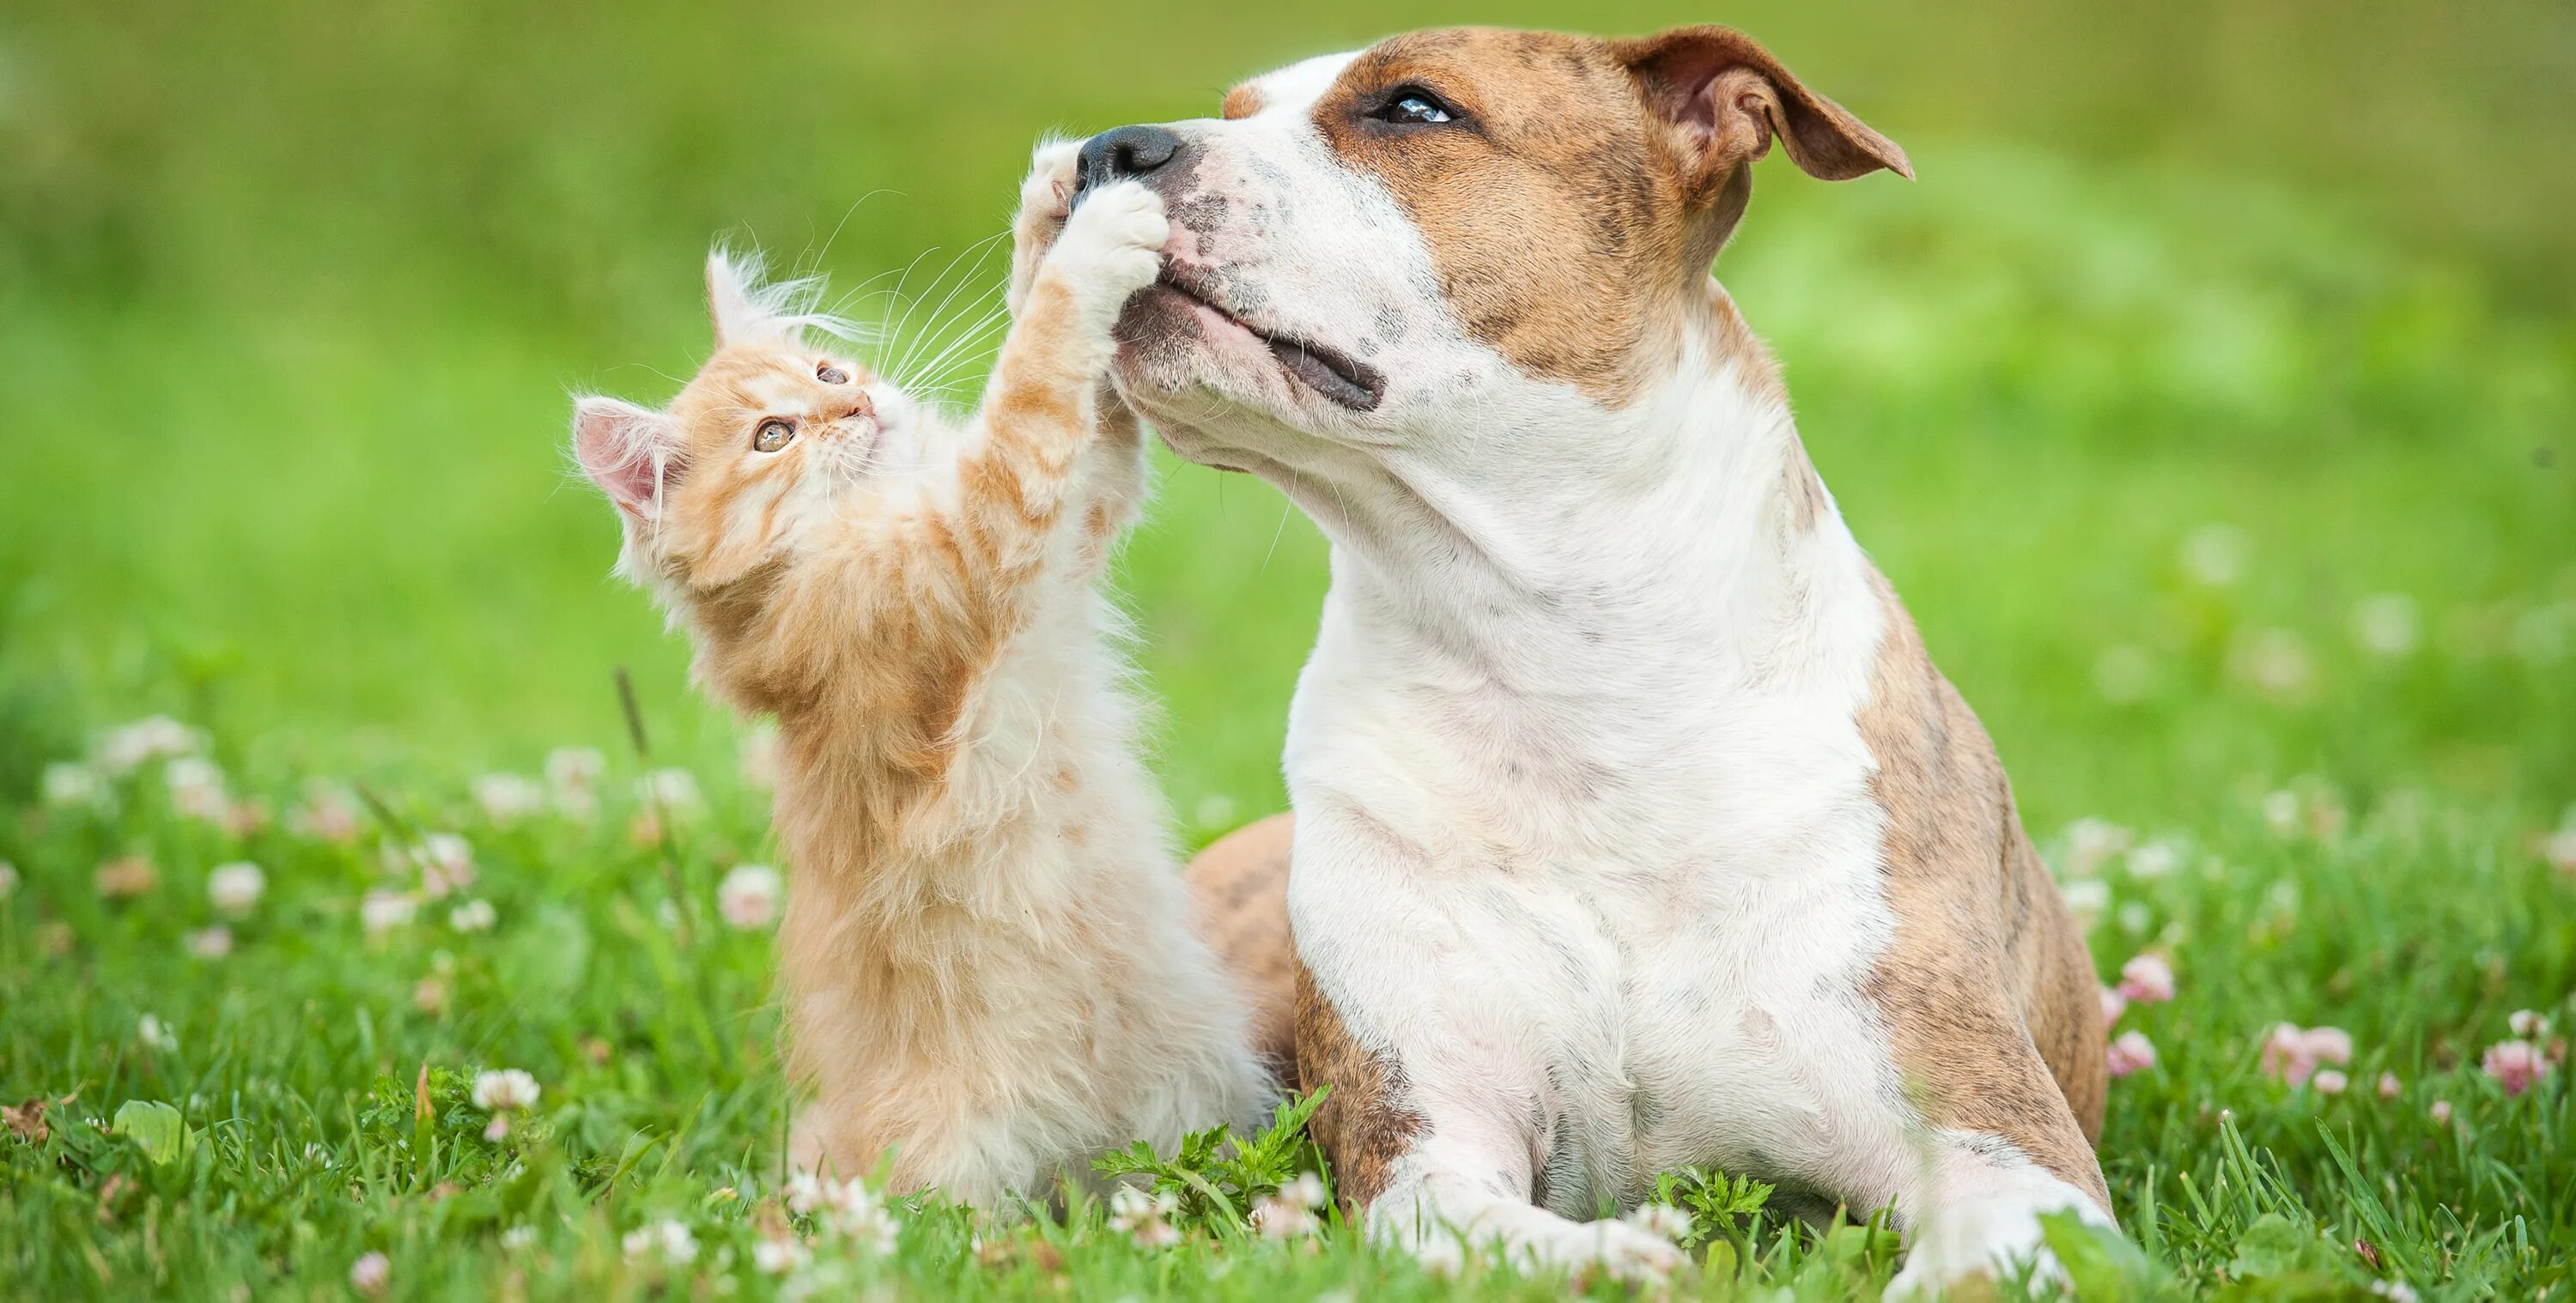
[1147,263,1384,412]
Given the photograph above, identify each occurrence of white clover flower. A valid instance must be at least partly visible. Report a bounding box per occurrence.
[2508,1009,2549,1039]
[2116,953,2176,1004]
[349,1251,391,1298]
[2262,790,2303,837]
[546,747,606,792]
[449,899,497,933]
[1251,1195,1317,1239]
[137,1014,176,1051]
[43,761,106,809]
[753,1234,811,1275]
[500,1225,537,1251]
[1107,1186,1180,1248]
[1621,1202,1693,1243]
[472,773,546,823]
[622,1220,698,1264]
[1281,1172,1327,1209]
[361,889,417,934]
[185,926,234,959]
[415,833,475,897]
[548,748,606,819]
[2105,1030,2157,1077]
[718,865,783,930]
[471,1069,541,1112]
[289,783,363,844]
[784,1171,829,1215]
[1106,1186,1157,1229]
[843,1203,901,1256]
[636,768,702,811]
[166,756,230,821]
[2546,827,2576,876]
[207,862,265,915]
[2059,878,2111,917]
[96,716,202,775]
[2228,628,2315,701]
[2180,524,2247,586]
[2351,593,2420,658]
[2125,838,2183,879]
[2059,818,2132,877]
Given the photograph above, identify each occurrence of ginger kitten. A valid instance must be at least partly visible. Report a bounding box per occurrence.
[571,156,1273,1203]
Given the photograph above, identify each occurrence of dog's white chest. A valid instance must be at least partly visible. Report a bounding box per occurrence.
[1492,819,1899,1215]
[1291,628,1911,1215]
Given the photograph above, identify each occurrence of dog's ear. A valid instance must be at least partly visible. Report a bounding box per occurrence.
[1613,25,1911,200]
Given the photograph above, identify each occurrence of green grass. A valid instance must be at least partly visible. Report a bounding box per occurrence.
[3,0,2573,1298]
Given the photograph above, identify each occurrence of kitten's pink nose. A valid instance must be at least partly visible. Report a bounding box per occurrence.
[843,392,876,421]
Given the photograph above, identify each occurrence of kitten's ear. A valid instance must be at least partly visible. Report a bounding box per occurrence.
[706,250,769,347]
[573,396,679,518]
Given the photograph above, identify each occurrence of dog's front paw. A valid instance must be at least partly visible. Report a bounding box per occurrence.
[1489,1215,1691,1288]
[1882,1197,2070,1302]
[1045,181,1167,316]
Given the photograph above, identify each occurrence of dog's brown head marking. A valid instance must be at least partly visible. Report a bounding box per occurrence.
[1303,26,1907,406]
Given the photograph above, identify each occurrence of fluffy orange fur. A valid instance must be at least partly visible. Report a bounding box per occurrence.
[571,162,1272,1202]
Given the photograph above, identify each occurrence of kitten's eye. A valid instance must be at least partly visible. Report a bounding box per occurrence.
[1373,88,1457,126]
[816,363,849,385]
[752,417,796,452]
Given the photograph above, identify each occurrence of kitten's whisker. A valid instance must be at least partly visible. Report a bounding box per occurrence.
[912,303,1010,379]
[905,305,1011,391]
[886,233,1006,379]
[804,189,897,278]
[872,245,947,367]
[888,238,1006,386]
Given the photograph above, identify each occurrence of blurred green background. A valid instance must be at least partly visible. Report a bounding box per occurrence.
[3,0,2570,833]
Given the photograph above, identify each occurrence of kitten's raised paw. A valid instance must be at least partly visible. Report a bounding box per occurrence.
[1047,181,1168,313]
[1018,139,1082,233]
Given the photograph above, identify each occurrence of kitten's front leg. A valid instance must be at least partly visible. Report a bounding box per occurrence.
[955,182,1163,587]
[1008,138,1151,560]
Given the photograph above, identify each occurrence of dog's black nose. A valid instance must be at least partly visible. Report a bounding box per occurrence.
[1075,124,1183,198]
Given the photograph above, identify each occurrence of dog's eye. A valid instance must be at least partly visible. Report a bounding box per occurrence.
[816,362,848,385]
[752,417,796,452]
[1375,88,1456,126]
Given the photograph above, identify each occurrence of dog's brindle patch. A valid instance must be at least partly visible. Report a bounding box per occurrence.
[1295,960,1428,1214]
[1855,568,2111,1210]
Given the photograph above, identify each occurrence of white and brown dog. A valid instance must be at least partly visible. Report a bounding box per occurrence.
[1093,24,2110,1295]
